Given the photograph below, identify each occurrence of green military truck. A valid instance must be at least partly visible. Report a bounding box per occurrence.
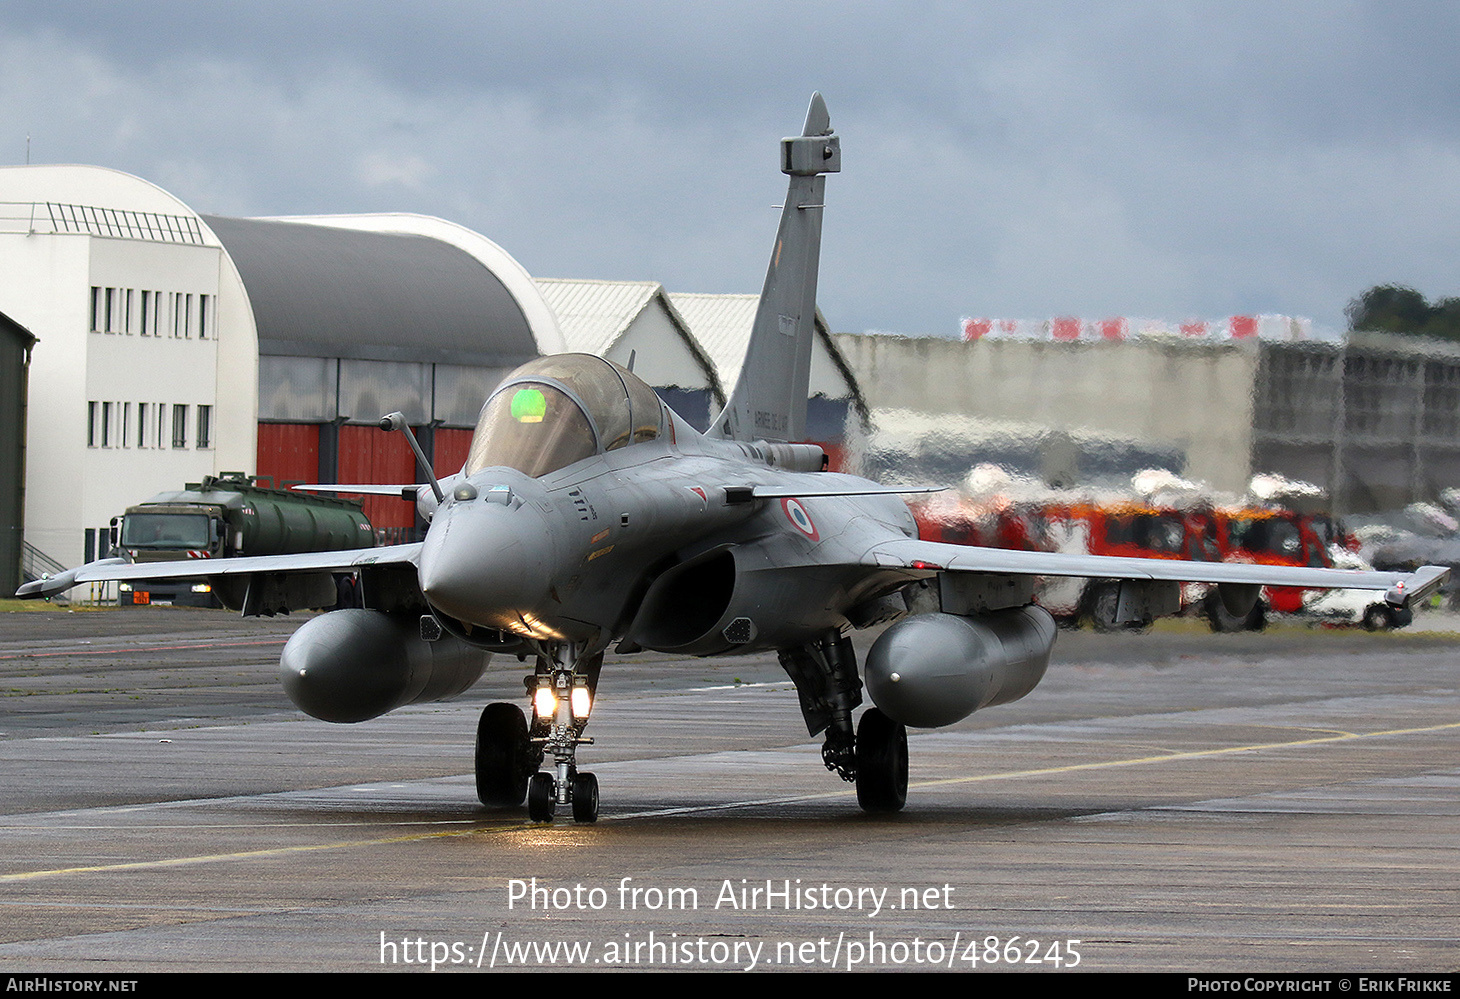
[112,473,375,607]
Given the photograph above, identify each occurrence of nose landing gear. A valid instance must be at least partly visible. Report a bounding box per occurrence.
[475,645,603,823]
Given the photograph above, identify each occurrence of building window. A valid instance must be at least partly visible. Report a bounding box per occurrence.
[90,288,102,333]
[198,294,211,340]
[154,403,165,449]
[104,288,116,333]
[87,401,97,447]
[101,402,113,447]
[137,403,148,447]
[147,291,163,337]
[172,404,188,448]
[196,405,211,450]
[124,289,134,334]
[122,402,131,447]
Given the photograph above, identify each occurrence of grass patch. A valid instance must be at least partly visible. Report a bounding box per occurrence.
[0,598,116,613]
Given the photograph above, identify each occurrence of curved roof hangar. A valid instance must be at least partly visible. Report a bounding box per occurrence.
[202,215,545,369]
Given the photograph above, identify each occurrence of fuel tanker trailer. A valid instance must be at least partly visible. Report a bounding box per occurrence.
[112,474,375,607]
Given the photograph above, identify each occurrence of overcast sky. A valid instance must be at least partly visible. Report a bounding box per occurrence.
[4,1,1458,336]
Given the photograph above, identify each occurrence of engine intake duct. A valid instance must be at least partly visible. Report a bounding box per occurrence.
[627,548,738,654]
[280,609,489,722]
[864,605,1056,728]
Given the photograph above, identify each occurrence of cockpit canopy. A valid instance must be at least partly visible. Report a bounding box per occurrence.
[464,354,665,478]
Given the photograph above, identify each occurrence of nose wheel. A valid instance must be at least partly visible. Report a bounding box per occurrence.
[527,772,556,821]
[525,768,600,823]
[520,646,602,823]
[571,771,599,823]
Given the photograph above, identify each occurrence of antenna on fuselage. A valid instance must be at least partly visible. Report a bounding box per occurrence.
[709,92,840,443]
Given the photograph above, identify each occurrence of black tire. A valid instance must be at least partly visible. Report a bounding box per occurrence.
[333,574,360,610]
[571,771,599,823]
[855,708,908,813]
[475,703,531,806]
[527,772,555,822]
[1205,591,1265,633]
[1362,604,1396,632]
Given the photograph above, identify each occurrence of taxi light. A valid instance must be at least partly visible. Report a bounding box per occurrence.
[533,685,557,719]
[570,685,592,721]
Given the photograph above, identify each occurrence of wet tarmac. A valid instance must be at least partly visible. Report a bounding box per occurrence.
[0,606,1456,972]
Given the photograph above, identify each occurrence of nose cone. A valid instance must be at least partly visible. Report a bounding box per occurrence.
[419,496,555,632]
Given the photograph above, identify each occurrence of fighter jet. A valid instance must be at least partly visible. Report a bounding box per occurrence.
[21,94,1448,822]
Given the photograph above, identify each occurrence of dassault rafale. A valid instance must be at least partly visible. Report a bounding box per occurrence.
[21,94,1448,823]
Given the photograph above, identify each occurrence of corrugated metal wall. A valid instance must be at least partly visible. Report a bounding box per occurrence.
[257,421,460,537]
[256,358,506,539]
[256,423,319,489]
[337,425,416,531]
[433,428,473,478]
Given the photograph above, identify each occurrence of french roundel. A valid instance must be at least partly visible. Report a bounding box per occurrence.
[781,497,819,541]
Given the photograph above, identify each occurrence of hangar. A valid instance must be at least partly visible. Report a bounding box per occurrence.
[670,292,867,470]
[202,211,567,535]
[534,278,723,432]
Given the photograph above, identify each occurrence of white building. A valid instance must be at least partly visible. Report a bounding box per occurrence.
[0,166,257,565]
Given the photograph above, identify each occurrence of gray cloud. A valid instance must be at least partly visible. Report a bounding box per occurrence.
[4,1,1459,335]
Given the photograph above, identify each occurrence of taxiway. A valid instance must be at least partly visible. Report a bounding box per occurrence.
[0,607,1455,972]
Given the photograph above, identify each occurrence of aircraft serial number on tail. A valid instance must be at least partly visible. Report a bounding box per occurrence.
[754,411,789,434]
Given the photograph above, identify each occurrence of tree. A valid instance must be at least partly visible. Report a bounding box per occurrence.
[1346,285,1460,342]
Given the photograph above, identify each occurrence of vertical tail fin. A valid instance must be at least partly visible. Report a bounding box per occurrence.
[710,92,840,442]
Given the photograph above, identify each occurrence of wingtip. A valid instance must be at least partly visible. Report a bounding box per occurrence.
[1386,564,1450,607]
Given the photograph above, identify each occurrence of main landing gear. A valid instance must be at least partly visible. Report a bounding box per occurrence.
[475,645,603,823]
[474,702,540,806]
[779,632,909,814]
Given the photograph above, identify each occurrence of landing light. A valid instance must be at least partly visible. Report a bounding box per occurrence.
[532,677,592,723]
[533,683,557,720]
[571,682,592,721]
